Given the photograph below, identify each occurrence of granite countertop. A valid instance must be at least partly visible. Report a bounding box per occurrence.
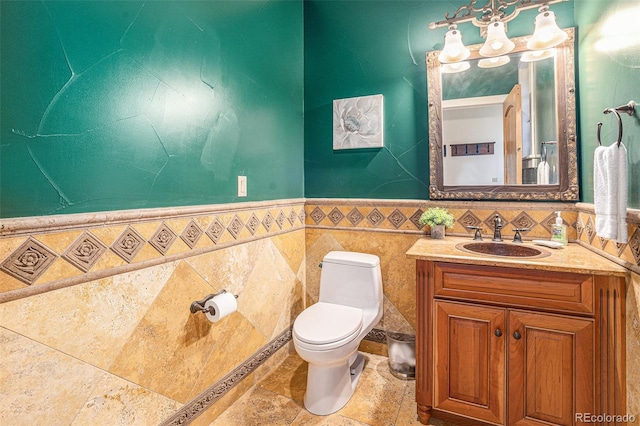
[406,236,628,276]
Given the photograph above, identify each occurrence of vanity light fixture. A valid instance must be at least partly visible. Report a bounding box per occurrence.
[478,55,511,68]
[479,20,515,57]
[438,24,471,63]
[527,5,568,50]
[440,61,471,73]
[430,0,569,62]
[520,48,556,62]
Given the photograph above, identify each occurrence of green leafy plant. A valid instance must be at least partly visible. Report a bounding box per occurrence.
[419,207,454,228]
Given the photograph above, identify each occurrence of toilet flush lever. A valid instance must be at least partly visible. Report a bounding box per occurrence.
[318,262,322,268]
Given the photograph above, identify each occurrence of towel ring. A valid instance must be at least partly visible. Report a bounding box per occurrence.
[599,100,636,147]
[598,109,623,147]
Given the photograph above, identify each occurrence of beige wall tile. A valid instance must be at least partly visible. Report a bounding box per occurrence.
[72,374,181,426]
[188,312,268,399]
[0,328,109,425]
[0,262,176,371]
[109,261,218,403]
[239,239,298,339]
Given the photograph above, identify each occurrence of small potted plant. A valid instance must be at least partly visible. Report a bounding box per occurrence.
[419,207,454,239]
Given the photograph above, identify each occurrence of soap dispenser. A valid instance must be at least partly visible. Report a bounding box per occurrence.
[550,211,568,245]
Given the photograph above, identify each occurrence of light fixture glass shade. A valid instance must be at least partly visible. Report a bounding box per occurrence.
[479,21,515,57]
[527,10,568,50]
[441,61,471,74]
[438,26,471,63]
[478,56,510,68]
[520,48,556,62]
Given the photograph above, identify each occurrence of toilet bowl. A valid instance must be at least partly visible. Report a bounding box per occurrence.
[293,251,383,415]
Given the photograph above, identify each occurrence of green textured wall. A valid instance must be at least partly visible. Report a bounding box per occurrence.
[303,0,573,199]
[575,0,640,208]
[0,0,303,218]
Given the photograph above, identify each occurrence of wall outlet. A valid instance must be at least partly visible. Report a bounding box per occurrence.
[237,176,247,197]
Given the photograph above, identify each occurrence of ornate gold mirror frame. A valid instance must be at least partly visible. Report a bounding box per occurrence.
[427,28,578,200]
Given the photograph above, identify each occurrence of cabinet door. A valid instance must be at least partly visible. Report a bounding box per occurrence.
[434,301,506,424]
[508,310,594,426]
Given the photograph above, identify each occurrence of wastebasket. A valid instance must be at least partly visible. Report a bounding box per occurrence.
[386,331,415,380]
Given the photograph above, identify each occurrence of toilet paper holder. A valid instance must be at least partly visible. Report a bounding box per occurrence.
[190,290,238,315]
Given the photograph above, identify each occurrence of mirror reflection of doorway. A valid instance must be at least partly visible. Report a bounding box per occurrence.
[503,84,522,185]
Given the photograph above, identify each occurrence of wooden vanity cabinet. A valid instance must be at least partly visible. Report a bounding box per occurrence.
[416,260,626,426]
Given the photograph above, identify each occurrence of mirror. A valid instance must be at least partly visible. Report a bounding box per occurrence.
[427,28,578,200]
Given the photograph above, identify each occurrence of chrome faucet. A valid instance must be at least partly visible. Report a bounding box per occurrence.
[492,214,503,242]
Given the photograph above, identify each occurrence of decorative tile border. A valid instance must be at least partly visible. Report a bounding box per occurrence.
[159,327,391,425]
[304,198,580,238]
[575,203,640,273]
[0,199,306,302]
[305,199,640,272]
[160,328,294,426]
[1,198,639,301]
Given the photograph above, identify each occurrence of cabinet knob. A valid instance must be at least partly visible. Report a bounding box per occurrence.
[513,331,522,340]
[494,329,502,337]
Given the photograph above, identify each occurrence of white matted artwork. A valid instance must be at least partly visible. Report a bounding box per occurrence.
[333,94,384,150]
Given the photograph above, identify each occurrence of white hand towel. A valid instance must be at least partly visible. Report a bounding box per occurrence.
[537,161,549,184]
[594,142,628,243]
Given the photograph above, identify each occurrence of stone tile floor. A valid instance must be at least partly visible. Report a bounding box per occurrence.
[209,352,456,426]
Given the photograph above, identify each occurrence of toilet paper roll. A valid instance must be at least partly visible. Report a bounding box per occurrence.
[204,292,237,323]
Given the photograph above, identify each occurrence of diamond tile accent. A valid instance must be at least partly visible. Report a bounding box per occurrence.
[327,207,345,226]
[298,208,306,224]
[409,209,425,229]
[615,241,627,257]
[262,211,274,232]
[585,217,596,244]
[346,208,365,226]
[598,237,609,250]
[367,208,385,227]
[227,215,244,239]
[512,211,536,230]
[276,210,287,229]
[576,216,584,238]
[458,210,482,230]
[111,227,146,263]
[309,207,325,225]
[629,227,640,265]
[149,223,177,255]
[387,209,407,229]
[288,209,298,226]
[245,213,260,235]
[206,217,225,244]
[63,232,108,272]
[180,220,203,249]
[540,212,561,235]
[0,237,58,285]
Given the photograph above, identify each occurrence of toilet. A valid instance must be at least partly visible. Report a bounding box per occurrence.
[293,251,383,415]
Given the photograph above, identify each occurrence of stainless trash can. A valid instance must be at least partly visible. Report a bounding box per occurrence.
[386,331,415,380]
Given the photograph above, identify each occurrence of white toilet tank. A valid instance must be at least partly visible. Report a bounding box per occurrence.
[319,251,383,309]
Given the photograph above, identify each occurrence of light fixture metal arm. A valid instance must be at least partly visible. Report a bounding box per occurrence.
[429,0,568,29]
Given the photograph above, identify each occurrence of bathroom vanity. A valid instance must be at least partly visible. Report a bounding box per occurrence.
[406,237,628,426]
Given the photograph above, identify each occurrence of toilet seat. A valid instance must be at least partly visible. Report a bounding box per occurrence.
[293,302,363,350]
